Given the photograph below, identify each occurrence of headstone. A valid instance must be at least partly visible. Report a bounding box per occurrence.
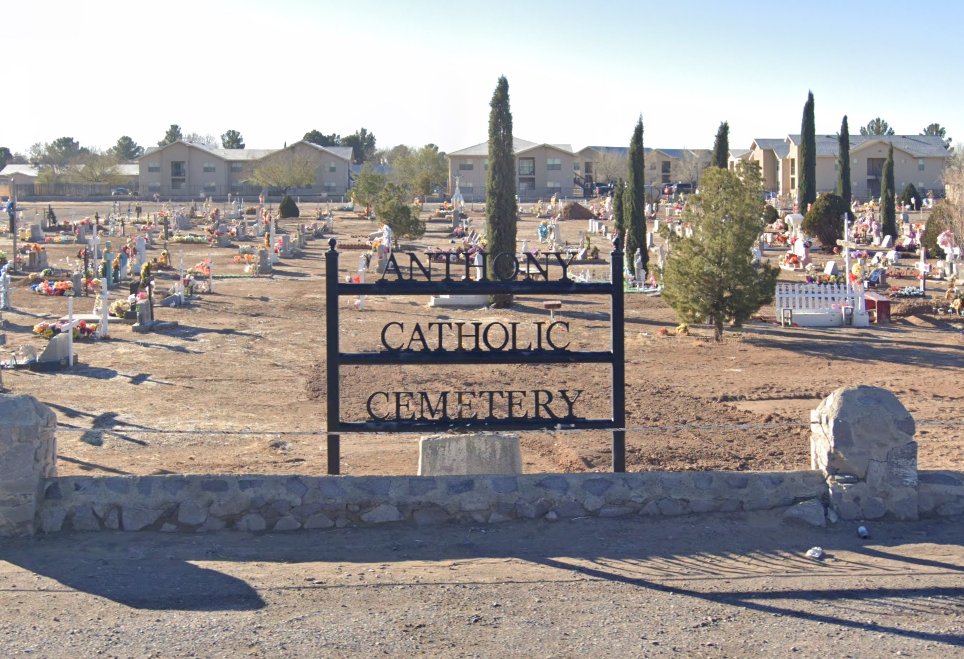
[0,395,57,537]
[257,248,271,274]
[823,261,837,276]
[28,224,44,243]
[880,235,893,248]
[135,236,146,273]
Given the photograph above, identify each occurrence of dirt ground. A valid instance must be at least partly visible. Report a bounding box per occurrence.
[1,511,962,656]
[1,201,962,477]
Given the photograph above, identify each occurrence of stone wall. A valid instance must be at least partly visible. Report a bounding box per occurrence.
[36,471,827,534]
[0,395,57,537]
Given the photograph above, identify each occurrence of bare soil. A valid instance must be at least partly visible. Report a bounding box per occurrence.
[2,201,962,477]
[1,512,962,656]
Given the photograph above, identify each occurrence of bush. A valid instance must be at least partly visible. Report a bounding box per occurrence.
[279,195,299,218]
[802,192,849,248]
[900,183,921,210]
[762,205,779,224]
[922,201,952,259]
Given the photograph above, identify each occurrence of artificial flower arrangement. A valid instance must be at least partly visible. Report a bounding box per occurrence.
[172,233,208,244]
[32,319,98,340]
[31,280,74,296]
[233,253,256,265]
[44,233,75,244]
[189,260,211,277]
[783,253,800,267]
[888,286,925,298]
[109,299,131,318]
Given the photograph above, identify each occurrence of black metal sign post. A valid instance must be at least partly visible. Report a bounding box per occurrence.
[324,237,626,474]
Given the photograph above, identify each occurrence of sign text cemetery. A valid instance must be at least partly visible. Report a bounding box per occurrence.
[324,239,626,474]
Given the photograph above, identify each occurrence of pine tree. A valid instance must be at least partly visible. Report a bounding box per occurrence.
[612,179,625,238]
[836,115,852,213]
[624,116,647,269]
[662,166,778,341]
[485,76,518,308]
[798,91,817,213]
[881,143,897,242]
[712,121,729,169]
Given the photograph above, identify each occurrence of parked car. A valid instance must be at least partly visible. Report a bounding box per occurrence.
[111,187,130,197]
[662,182,694,197]
[592,182,615,196]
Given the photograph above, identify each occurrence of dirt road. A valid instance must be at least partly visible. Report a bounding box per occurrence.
[1,511,962,656]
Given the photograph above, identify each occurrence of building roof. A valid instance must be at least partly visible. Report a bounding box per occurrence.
[577,146,710,160]
[751,138,791,159]
[0,164,39,177]
[730,149,750,159]
[139,141,276,161]
[297,141,354,162]
[448,138,574,157]
[784,134,949,158]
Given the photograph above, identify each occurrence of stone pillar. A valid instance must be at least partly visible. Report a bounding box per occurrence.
[810,385,918,520]
[0,395,57,537]
[418,433,522,476]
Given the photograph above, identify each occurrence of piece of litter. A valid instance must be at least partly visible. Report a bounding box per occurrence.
[857,525,870,539]
[805,546,825,559]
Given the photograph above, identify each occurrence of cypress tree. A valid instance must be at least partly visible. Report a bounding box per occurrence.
[711,121,730,169]
[485,76,518,308]
[612,178,625,238]
[798,91,817,213]
[624,116,647,269]
[881,143,897,242]
[836,115,852,215]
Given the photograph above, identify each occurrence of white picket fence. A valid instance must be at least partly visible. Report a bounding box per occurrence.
[774,282,869,328]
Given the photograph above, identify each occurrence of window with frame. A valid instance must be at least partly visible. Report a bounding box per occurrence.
[573,162,580,171]
[231,163,243,173]
[204,182,217,190]
[918,159,925,172]
[328,162,338,173]
[790,158,796,176]
[547,181,561,190]
[147,161,160,173]
[458,160,474,171]
[518,158,535,177]
[203,162,216,173]
[148,182,161,191]
[546,158,562,171]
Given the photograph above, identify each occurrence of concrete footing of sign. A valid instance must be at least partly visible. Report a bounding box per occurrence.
[418,433,522,476]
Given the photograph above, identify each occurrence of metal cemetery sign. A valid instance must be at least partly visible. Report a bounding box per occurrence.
[324,238,625,474]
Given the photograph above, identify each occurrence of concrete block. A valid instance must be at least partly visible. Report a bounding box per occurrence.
[418,433,521,476]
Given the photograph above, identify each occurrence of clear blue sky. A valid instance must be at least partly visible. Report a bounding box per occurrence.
[4,0,961,154]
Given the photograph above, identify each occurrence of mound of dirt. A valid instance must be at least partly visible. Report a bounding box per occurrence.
[561,202,595,221]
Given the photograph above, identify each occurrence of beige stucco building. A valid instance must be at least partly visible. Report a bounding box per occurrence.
[746,134,949,202]
[138,140,352,199]
[447,138,577,201]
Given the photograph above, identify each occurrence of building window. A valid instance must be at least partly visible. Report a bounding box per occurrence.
[171,179,184,190]
[518,158,535,177]
[918,159,925,171]
[204,182,217,191]
[661,161,671,174]
[790,159,796,176]
[461,184,474,194]
[546,158,562,171]
[203,162,216,173]
[328,162,337,173]
[171,161,186,177]
[231,163,243,173]
[573,162,580,171]
[547,181,561,189]
[458,160,474,171]
[790,177,795,189]
[519,180,533,192]
[147,161,160,173]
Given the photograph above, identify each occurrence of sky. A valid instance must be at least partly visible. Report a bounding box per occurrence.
[3,0,961,156]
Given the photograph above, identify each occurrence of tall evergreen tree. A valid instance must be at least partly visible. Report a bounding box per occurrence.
[836,115,852,213]
[612,179,626,238]
[624,116,647,269]
[485,76,518,308]
[711,121,729,169]
[881,143,897,242]
[798,91,817,213]
[158,124,182,147]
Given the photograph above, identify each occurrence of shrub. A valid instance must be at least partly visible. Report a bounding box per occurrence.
[763,205,779,224]
[279,195,299,218]
[922,201,952,259]
[803,192,849,248]
[900,183,921,210]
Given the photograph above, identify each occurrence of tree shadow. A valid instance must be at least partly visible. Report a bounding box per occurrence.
[2,511,961,633]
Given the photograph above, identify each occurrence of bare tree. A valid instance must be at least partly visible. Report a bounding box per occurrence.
[251,153,315,195]
[943,144,964,236]
[592,151,627,183]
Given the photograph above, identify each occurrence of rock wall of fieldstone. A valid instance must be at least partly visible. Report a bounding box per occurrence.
[36,471,827,534]
[0,395,57,537]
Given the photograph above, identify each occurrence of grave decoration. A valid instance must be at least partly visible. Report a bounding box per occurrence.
[44,234,75,244]
[32,319,98,340]
[31,279,73,296]
[109,299,131,318]
[888,286,926,298]
[172,233,208,244]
